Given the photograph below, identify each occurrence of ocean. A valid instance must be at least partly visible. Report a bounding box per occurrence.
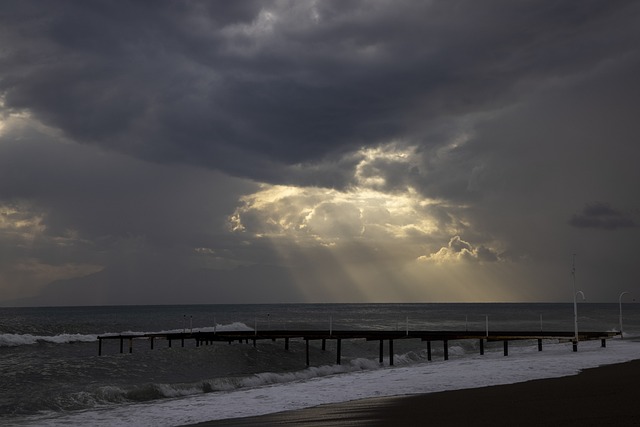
[2,303,640,426]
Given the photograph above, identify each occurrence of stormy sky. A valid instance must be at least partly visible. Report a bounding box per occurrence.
[1,0,639,306]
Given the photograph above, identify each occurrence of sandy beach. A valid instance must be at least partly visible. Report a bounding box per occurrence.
[188,359,640,426]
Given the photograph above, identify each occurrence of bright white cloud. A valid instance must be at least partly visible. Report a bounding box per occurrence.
[229,183,445,246]
[418,235,501,264]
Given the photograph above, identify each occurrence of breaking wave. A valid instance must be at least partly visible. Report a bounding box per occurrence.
[0,333,97,347]
[0,322,253,347]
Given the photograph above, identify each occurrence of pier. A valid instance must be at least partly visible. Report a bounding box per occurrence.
[97,329,619,365]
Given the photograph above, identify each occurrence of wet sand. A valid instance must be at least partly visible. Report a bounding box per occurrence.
[187,359,640,426]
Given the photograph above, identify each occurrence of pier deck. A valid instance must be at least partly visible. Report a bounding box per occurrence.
[97,329,619,364]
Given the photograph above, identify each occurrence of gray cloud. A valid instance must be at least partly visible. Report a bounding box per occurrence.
[570,202,637,230]
[0,119,262,302]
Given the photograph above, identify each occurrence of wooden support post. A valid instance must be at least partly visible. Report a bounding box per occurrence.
[169,339,172,348]
[389,339,394,366]
[129,338,133,354]
[601,338,606,348]
[572,341,578,352]
[150,337,154,350]
[285,337,289,350]
[479,339,484,355]
[379,340,384,364]
[305,339,310,366]
[98,338,102,356]
[336,339,342,365]
[538,339,542,351]
[120,337,124,354]
[503,340,508,356]
[253,339,256,347]
[427,340,432,361]
[443,340,449,361]
[322,339,326,351]
[181,338,185,348]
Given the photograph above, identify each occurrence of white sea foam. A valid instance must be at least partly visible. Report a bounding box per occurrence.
[0,333,96,347]
[0,322,252,347]
[27,338,640,427]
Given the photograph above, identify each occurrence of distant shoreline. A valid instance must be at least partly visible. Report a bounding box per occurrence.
[187,359,640,426]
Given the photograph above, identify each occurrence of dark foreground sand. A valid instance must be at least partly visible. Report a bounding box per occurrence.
[188,359,640,426]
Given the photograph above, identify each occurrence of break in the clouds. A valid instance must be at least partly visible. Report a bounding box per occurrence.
[1,1,640,305]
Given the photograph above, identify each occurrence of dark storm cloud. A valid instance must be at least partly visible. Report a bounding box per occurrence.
[570,202,637,230]
[2,0,638,187]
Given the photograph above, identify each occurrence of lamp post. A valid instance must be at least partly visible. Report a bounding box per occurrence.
[571,254,586,351]
[573,290,586,351]
[572,254,577,342]
[619,291,630,339]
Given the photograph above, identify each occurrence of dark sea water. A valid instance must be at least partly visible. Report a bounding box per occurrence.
[2,303,639,426]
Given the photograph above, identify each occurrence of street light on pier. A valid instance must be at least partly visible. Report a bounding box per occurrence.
[571,254,586,351]
[619,291,630,339]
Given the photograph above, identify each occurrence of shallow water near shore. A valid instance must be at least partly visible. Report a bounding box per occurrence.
[2,303,640,426]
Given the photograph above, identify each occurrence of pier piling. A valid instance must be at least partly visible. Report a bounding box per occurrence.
[97,330,619,367]
[305,339,310,366]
